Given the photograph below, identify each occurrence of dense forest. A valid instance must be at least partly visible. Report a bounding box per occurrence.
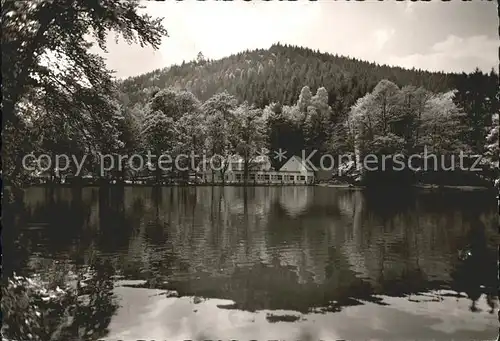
[3,0,499,190]
[119,43,497,135]
[116,45,498,185]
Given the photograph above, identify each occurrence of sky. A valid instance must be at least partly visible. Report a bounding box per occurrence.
[92,0,499,79]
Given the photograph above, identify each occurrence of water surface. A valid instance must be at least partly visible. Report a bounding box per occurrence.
[5,186,498,340]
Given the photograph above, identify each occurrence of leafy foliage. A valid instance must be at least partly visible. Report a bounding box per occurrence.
[2,263,118,341]
[232,103,267,180]
[349,81,469,157]
[118,44,497,183]
[484,113,499,169]
[2,0,167,185]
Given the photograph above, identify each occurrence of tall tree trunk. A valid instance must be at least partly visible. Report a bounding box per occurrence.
[244,159,249,186]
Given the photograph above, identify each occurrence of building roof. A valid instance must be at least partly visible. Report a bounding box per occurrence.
[279,155,315,173]
[196,154,272,172]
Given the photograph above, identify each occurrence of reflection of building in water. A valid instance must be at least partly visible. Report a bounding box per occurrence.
[222,186,278,217]
[226,188,357,285]
[266,203,350,285]
[278,187,311,217]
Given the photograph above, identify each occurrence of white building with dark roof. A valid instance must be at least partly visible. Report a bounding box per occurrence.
[197,155,315,184]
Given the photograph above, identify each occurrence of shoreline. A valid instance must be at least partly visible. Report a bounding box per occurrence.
[413,184,492,191]
[318,183,493,191]
[10,182,494,192]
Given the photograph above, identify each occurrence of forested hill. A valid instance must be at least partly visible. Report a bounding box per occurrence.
[5,0,497,189]
[118,43,497,113]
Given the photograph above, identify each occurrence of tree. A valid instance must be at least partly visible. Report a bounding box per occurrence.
[419,90,468,154]
[329,120,355,158]
[347,80,471,182]
[349,93,377,159]
[2,0,167,124]
[401,86,432,150]
[2,0,167,187]
[349,80,458,158]
[141,109,177,183]
[304,87,332,159]
[202,92,239,183]
[33,109,84,182]
[149,88,199,121]
[113,102,143,181]
[232,103,267,183]
[265,102,305,167]
[175,104,206,180]
[133,88,203,182]
[297,85,312,114]
[370,80,401,136]
[454,68,499,153]
[484,113,499,170]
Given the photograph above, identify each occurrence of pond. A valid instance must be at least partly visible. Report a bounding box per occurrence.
[3,186,498,340]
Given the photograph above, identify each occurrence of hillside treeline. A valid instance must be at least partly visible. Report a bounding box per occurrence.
[3,0,498,188]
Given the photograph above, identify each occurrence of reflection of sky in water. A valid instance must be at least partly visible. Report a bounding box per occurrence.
[104,282,497,341]
[8,186,499,340]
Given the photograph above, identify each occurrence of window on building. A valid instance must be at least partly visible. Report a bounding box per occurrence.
[290,175,295,181]
[236,173,242,181]
[277,175,283,181]
[264,174,270,180]
[249,174,255,180]
[300,176,306,181]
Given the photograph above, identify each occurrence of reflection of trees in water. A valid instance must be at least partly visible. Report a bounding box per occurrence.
[3,254,118,340]
[349,190,432,291]
[9,186,499,315]
[450,220,497,313]
[4,187,98,278]
[166,253,385,314]
[351,189,497,310]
